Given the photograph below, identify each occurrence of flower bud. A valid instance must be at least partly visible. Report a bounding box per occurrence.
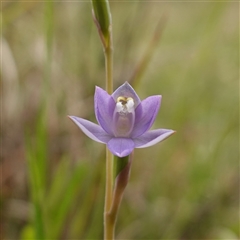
[92,0,112,42]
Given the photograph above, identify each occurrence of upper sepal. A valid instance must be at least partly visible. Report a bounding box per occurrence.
[112,82,141,109]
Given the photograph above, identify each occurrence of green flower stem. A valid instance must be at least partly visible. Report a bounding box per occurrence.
[91,1,114,238]
[104,43,113,94]
[105,153,133,239]
[104,28,114,240]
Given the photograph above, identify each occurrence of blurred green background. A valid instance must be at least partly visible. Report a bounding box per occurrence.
[1,1,239,239]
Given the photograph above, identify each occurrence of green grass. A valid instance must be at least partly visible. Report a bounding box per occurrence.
[2,1,239,239]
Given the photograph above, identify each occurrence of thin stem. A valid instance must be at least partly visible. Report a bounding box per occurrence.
[105,148,113,212]
[91,1,114,239]
[104,26,114,240]
[104,37,113,94]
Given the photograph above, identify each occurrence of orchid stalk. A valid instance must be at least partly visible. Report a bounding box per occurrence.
[91,1,114,239]
[70,2,175,239]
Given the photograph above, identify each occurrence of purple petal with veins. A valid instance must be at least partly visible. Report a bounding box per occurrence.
[69,116,112,143]
[134,129,175,148]
[112,82,141,108]
[131,95,161,138]
[94,87,115,135]
[107,138,135,157]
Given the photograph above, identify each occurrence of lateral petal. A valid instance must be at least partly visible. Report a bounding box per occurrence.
[69,116,112,143]
[107,137,135,157]
[134,129,175,148]
[131,95,161,138]
[94,86,115,134]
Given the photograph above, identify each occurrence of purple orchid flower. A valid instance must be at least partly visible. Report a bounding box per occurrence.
[69,82,175,157]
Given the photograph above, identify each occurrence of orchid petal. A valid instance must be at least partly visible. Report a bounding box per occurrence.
[107,137,135,157]
[69,116,112,143]
[94,86,115,134]
[131,95,161,138]
[112,82,141,108]
[134,129,175,148]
